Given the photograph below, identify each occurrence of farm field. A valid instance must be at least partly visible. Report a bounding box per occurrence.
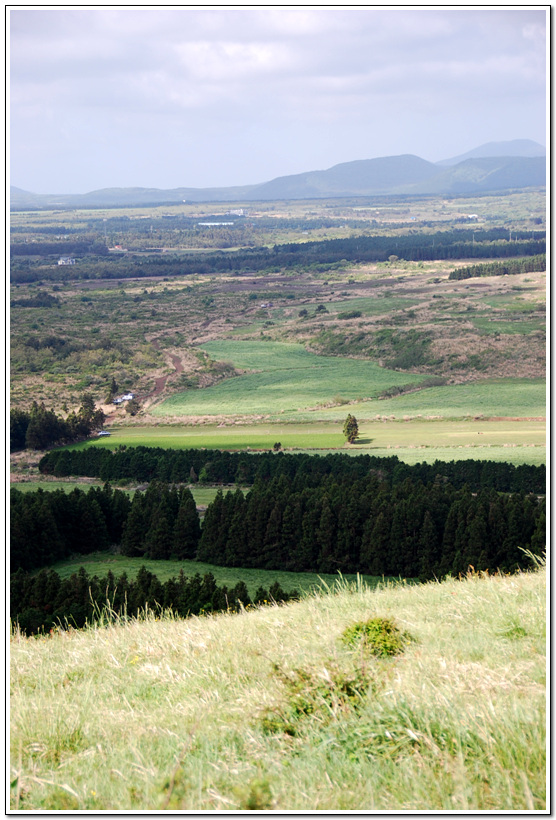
[63,418,545,466]
[151,340,545,421]
[288,378,546,421]
[152,341,424,418]
[45,551,384,596]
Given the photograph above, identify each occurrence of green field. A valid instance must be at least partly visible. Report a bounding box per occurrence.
[303,295,419,316]
[286,378,546,421]
[63,417,545,466]
[151,341,544,421]
[46,551,383,597]
[152,341,424,417]
[471,316,546,335]
[10,481,224,508]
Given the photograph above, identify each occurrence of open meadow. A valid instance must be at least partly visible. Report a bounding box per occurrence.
[10,564,546,811]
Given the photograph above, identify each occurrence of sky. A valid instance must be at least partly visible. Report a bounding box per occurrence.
[9,6,548,195]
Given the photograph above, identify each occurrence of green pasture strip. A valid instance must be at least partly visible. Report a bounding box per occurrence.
[326,295,418,316]
[282,379,546,421]
[481,294,545,310]
[471,317,545,335]
[64,418,545,467]
[9,480,223,508]
[297,295,418,317]
[152,340,423,417]
[10,480,107,494]
[66,423,345,452]
[45,552,383,597]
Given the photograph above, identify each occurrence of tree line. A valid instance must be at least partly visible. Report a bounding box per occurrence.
[10,564,298,637]
[11,473,545,580]
[195,477,544,579]
[38,446,547,495]
[10,228,546,284]
[10,397,106,452]
[448,254,546,281]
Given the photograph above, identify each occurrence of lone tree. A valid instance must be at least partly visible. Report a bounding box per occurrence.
[343,414,359,444]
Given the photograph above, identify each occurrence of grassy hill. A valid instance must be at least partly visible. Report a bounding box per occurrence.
[10,564,545,811]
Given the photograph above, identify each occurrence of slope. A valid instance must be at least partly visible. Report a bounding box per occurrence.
[10,565,546,811]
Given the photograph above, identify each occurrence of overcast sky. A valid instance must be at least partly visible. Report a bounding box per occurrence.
[9,7,547,195]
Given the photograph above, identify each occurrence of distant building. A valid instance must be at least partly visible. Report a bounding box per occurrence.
[58,257,76,265]
[113,392,135,404]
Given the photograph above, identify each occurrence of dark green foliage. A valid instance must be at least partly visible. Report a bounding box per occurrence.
[21,451,546,583]
[343,414,359,443]
[261,661,372,737]
[11,398,105,452]
[10,565,295,636]
[448,254,546,281]
[38,446,546,495]
[338,310,362,320]
[341,617,413,656]
[10,408,30,451]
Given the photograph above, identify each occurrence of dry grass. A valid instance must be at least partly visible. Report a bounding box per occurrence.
[10,566,546,811]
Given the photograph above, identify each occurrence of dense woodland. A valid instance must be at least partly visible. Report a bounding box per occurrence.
[11,448,545,635]
[10,564,297,637]
[38,446,546,494]
[448,254,546,280]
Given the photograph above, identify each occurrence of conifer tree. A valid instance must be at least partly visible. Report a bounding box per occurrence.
[343,414,359,444]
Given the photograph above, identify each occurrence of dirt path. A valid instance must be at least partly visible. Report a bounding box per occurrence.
[145,339,185,400]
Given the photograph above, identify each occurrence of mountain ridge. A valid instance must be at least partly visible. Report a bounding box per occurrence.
[10,140,546,209]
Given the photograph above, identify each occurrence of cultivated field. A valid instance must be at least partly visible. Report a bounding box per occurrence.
[61,415,545,467]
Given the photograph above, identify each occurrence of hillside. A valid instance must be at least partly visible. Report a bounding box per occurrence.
[10,141,546,208]
[10,565,546,811]
[438,139,546,166]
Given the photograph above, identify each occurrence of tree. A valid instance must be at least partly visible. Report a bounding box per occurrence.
[343,414,359,444]
[106,377,118,403]
[126,398,141,416]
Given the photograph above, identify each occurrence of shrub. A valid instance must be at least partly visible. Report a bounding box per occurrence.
[261,661,371,736]
[338,310,362,320]
[341,617,413,657]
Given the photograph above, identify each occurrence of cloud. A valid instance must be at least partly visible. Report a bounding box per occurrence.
[9,8,547,192]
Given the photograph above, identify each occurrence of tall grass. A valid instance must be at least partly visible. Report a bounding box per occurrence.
[10,566,545,810]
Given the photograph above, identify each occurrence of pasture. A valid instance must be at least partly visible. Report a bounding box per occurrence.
[65,417,545,466]
[10,481,223,508]
[152,341,424,418]
[151,339,545,421]
[45,551,383,596]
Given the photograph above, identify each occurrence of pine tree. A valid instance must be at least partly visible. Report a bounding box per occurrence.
[121,492,147,557]
[343,414,359,444]
[172,489,201,560]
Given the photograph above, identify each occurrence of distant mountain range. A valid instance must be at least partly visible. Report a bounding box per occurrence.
[10,139,546,209]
